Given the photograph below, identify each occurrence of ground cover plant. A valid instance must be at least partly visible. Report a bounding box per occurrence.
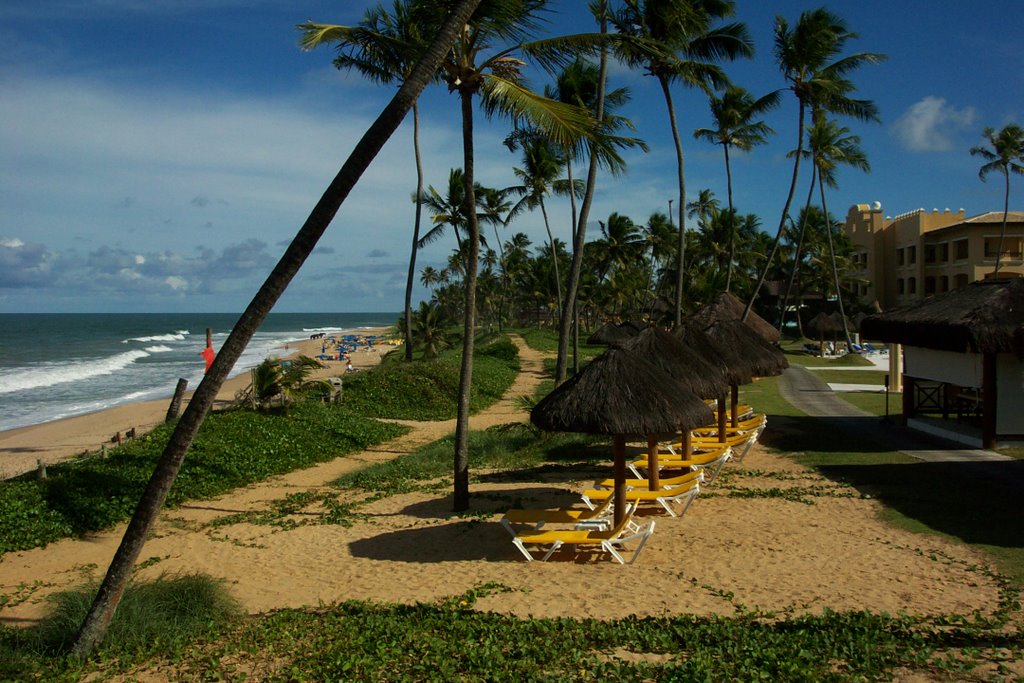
[0,402,408,555]
[340,332,520,420]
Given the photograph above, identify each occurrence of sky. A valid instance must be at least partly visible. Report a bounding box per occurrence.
[2,1,1023,314]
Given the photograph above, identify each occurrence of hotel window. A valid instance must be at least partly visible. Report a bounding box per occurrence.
[924,276,936,295]
[939,243,949,262]
[955,239,969,260]
[896,248,905,266]
[862,252,869,268]
[954,273,969,288]
[897,278,905,294]
[982,237,1020,258]
[940,275,949,292]
[908,246,917,264]
[924,244,936,264]
[908,277,917,294]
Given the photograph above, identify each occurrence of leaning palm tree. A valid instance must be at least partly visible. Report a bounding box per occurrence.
[810,116,870,344]
[743,7,884,323]
[299,1,437,362]
[610,0,753,326]
[410,0,602,511]
[693,85,779,290]
[970,124,1024,276]
[68,0,483,658]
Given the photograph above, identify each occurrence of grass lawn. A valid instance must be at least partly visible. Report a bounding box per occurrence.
[812,369,888,385]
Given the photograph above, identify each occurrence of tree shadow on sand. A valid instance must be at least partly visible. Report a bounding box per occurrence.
[397,486,587,520]
[348,519,517,563]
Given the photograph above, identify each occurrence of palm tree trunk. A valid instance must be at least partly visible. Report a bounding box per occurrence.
[555,1,608,385]
[453,88,479,512]
[996,172,1009,276]
[404,102,425,361]
[659,74,686,327]
[744,101,807,323]
[819,170,852,345]
[724,144,736,293]
[66,0,483,658]
[566,157,580,375]
[778,166,818,334]
[493,223,507,330]
[539,197,562,322]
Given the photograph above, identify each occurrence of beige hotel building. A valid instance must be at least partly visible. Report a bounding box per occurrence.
[844,202,1024,310]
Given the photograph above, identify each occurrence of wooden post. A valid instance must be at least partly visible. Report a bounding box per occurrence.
[165,378,188,423]
[717,395,728,444]
[613,435,627,527]
[982,352,997,449]
[646,434,660,491]
[682,430,693,457]
[730,384,739,427]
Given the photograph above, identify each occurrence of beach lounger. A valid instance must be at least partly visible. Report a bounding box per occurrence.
[510,509,654,564]
[864,342,887,354]
[580,478,701,518]
[595,468,704,491]
[500,495,616,535]
[667,431,755,454]
[627,447,732,483]
[692,413,766,437]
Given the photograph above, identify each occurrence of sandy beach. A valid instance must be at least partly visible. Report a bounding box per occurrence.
[0,335,1014,636]
[0,327,393,480]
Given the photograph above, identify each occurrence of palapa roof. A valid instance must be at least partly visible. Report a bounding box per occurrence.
[690,292,781,343]
[623,327,730,398]
[618,320,650,335]
[703,320,788,378]
[675,320,752,386]
[530,346,715,436]
[586,322,632,345]
[860,278,1024,355]
[806,311,844,337]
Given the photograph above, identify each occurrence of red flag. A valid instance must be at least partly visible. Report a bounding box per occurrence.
[200,344,215,373]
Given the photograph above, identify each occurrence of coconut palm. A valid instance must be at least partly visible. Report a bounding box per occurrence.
[412,300,450,358]
[421,167,473,255]
[970,124,1024,276]
[743,7,884,322]
[299,1,436,362]
[68,0,483,657]
[686,188,720,224]
[610,0,753,326]
[693,85,779,290]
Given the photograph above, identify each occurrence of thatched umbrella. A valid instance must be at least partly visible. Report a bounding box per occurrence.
[702,320,788,435]
[622,327,731,486]
[619,320,650,335]
[806,311,842,354]
[586,322,633,345]
[673,321,747,450]
[531,346,714,524]
[690,291,781,343]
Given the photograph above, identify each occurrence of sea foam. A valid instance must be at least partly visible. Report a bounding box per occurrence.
[0,349,151,394]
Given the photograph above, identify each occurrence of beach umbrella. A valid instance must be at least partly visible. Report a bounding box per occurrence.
[690,291,781,343]
[675,321,750,446]
[586,322,633,345]
[531,346,714,524]
[806,311,843,354]
[618,320,650,336]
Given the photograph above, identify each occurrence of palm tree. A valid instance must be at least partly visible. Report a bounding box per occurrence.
[686,188,720,224]
[693,85,779,290]
[970,124,1024,276]
[421,167,472,255]
[743,7,884,323]
[810,116,870,344]
[476,185,514,328]
[299,1,436,362]
[412,0,600,511]
[610,0,753,326]
[68,0,483,657]
[412,300,449,358]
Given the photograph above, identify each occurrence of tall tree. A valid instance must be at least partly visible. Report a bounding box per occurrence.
[611,0,753,326]
[810,116,870,344]
[743,7,883,323]
[970,124,1024,276]
[299,1,436,362]
[693,85,779,290]
[68,0,484,658]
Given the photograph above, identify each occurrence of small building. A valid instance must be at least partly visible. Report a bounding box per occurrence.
[845,203,1024,310]
[860,279,1024,448]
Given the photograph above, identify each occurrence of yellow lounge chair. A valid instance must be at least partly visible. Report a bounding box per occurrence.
[501,495,615,535]
[693,413,766,437]
[580,478,701,518]
[595,468,704,491]
[627,447,732,483]
[510,508,654,564]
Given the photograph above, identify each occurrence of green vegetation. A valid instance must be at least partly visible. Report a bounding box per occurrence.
[781,347,875,367]
[340,332,520,420]
[836,390,902,418]
[811,369,887,385]
[0,402,407,555]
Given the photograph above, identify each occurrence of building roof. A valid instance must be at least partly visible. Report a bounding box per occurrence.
[860,278,1024,355]
[962,211,1024,224]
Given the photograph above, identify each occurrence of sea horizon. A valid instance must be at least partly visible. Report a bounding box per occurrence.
[0,312,398,432]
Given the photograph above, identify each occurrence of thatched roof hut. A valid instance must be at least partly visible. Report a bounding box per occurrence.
[690,292,780,343]
[619,320,650,335]
[675,320,752,386]
[586,322,632,345]
[531,346,714,522]
[703,320,788,379]
[623,327,730,399]
[805,311,843,339]
[861,279,1024,355]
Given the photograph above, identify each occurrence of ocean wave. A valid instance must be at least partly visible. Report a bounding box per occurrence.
[126,332,188,343]
[144,345,174,353]
[0,349,151,394]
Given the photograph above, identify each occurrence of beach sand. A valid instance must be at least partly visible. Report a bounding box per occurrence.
[0,334,1015,636]
[0,328,392,480]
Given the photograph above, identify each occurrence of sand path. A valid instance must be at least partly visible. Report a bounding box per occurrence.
[0,336,1014,629]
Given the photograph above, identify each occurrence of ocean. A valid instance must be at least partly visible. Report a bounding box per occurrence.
[0,312,398,432]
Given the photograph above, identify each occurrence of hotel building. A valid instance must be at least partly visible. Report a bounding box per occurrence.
[844,203,1024,310]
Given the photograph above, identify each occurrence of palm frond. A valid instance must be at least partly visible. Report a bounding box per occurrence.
[481,73,596,149]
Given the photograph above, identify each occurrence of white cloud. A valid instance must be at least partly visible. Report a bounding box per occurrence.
[891,96,977,152]
[1,237,25,248]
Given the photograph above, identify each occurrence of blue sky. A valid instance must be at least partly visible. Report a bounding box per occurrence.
[2,1,1022,313]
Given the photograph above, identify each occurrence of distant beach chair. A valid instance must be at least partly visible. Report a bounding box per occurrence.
[864,342,887,354]
[596,467,704,491]
[627,447,732,482]
[500,496,616,535]
[849,343,866,354]
[510,507,655,564]
[580,477,702,518]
